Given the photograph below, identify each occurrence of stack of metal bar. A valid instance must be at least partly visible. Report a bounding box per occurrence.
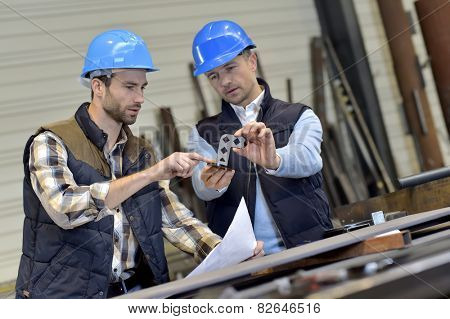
[120,201,449,299]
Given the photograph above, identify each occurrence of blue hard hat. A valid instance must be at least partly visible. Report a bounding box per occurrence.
[192,20,256,76]
[81,29,158,78]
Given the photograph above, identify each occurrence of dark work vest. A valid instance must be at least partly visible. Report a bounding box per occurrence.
[197,79,332,248]
[16,103,169,299]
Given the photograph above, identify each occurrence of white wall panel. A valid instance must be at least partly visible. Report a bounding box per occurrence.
[0,0,321,283]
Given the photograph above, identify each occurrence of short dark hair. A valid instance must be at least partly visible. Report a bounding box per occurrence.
[90,74,113,100]
[239,47,252,58]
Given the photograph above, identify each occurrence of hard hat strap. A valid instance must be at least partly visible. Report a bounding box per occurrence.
[89,69,113,80]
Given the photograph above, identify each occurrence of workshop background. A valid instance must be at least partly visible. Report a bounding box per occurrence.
[0,0,449,294]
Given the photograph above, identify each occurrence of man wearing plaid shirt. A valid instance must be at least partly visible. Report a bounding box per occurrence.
[15,29,264,299]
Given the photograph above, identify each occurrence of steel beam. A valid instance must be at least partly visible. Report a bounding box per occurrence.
[120,207,450,299]
[377,0,444,170]
[314,0,398,183]
[415,0,450,137]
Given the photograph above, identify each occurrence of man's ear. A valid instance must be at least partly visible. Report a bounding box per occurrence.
[248,52,258,72]
[91,78,104,98]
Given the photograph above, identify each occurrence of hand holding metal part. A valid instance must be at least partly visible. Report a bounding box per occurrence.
[201,133,245,190]
[202,121,281,192]
[209,134,246,169]
[234,121,281,170]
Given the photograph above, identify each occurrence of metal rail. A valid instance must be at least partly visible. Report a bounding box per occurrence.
[119,207,450,299]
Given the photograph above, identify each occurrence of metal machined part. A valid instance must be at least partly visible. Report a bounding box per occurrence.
[213,134,246,168]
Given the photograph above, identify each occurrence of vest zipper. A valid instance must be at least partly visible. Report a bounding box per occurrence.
[270,208,288,248]
[246,160,252,212]
[256,167,288,249]
[123,151,147,175]
[105,234,114,297]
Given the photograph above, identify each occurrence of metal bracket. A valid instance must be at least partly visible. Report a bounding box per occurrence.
[413,89,428,135]
[212,134,246,169]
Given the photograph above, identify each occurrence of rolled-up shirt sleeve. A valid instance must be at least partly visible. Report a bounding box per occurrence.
[159,180,221,263]
[29,131,113,229]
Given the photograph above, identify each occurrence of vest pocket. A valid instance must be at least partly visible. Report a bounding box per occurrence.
[15,254,32,298]
[312,188,332,228]
[133,182,159,198]
[32,244,92,298]
[274,196,323,232]
[272,192,330,247]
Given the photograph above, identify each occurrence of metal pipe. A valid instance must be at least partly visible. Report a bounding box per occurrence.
[286,78,293,103]
[415,0,450,137]
[398,166,450,189]
[119,208,450,299]
[315,0,399,185]
[376,0,444,170]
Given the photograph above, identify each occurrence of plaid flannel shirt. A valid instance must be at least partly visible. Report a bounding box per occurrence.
[29,131,221,280]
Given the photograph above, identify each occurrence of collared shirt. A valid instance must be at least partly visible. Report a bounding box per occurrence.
[229,91,264,125]
[103,130,137,281]
[29,131,221,281]
[188,91,323,254]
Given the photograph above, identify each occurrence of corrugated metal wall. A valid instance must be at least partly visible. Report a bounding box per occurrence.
[0,0,321,283]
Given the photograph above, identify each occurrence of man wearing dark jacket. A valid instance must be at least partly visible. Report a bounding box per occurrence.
[16,29,226,299]
[188,21,332,255]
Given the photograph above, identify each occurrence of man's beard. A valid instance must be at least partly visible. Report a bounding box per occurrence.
[103,91,138,125]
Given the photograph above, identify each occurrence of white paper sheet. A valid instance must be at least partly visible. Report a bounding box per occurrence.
[187,197,256,278]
